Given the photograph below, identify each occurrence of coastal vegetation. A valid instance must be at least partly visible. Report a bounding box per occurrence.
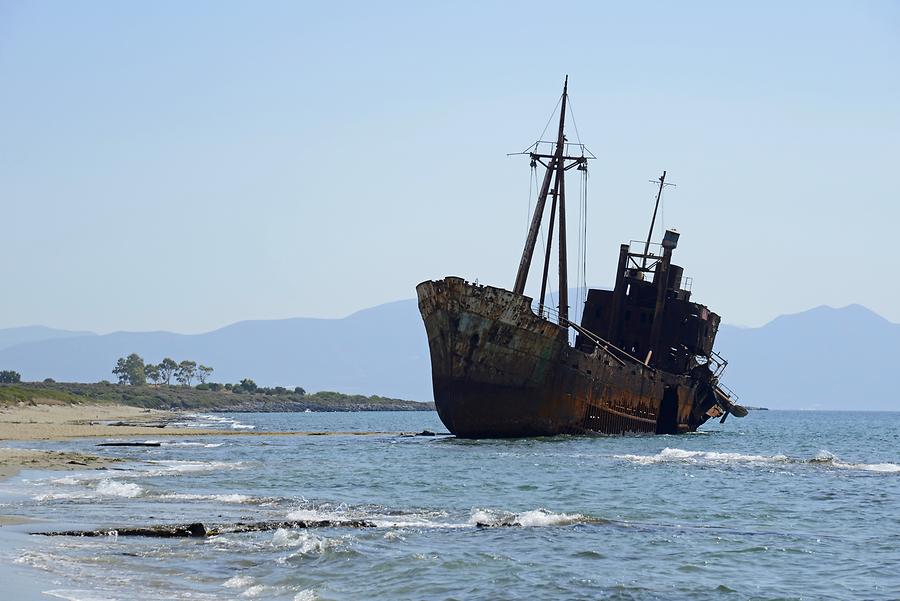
[0,370,21,383]
[0,381,432,412]
[1,351,431,411]
[109,353,300,396]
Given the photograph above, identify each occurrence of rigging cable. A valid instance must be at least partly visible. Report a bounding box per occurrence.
[537,94,563,143]
[567,95,583,146]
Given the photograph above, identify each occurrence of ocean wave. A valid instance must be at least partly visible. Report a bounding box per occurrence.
[170,413,255,430]
[35,479,142,501]
[285,504,596,530]
[615,448,788,465]
[224,575,255,589]
[810,450,900,473]
[286,506,461,529]
[271,528,340,553]
[158,492,258,504]
[468,508,590,528]
[615,447,900,473]
[141,459,247,476]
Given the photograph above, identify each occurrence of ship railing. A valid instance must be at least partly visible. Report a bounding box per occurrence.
[715,382,739,402]
[708,350,729,378]
[539,306,651,370]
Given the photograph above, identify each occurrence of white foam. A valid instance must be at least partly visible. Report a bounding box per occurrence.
[615,447,789,465]
[271,528,339,555]
[515,509,585,527]
[468,508,586,527]
[224,575,255,589]
[95,479,142,497]
[50,476,82,486]
[242,584,268,597]
[159,492,254,503]
[294,590,318,601]
[812,450,900,473]
[142,459,246,476]
[35,479,142,501]
[286,508,339,522]
[172,413,256,430]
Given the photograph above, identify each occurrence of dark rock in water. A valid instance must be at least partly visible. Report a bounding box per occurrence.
[97,442,162,447]
[35,522,208,538]
[417,430,436,436]
[33,519,376,538]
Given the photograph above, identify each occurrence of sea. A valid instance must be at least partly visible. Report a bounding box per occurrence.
[1,410,898,601]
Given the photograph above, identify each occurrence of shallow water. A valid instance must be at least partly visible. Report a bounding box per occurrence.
[1,410,898,600]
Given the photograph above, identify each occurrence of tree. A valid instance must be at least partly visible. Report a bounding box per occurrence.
[239,378,257,393]
[294,386,306,396]
[176,360,197,386]
[0,370,21,383]
[112,354,146,386]
[158,358,178,385]
[145,364,161,386]
[197,365,214,384]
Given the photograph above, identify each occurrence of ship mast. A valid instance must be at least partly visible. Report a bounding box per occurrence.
[512,77,590,325]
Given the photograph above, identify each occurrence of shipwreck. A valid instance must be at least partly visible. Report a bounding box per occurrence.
[417,77,746,438]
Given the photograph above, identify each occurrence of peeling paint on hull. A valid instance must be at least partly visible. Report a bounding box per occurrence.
[417,277,717,438]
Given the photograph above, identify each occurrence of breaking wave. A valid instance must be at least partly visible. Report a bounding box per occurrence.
[140,459,247,476]
[468,508,591,527]
[285,505,597,529]
[809,450,900,473]
[169,413,255,430]
[616,447,900,473]
[158,493,260,504]
[615,448,789,465]
[35,479,143,501]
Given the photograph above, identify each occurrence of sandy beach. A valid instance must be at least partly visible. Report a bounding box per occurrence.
[0,403,214,485]
[0,403,188,441]
[0,403,404,487]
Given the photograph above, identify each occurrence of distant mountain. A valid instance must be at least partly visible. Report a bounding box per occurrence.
[0,325,96,352]
[0,301,896,410]
[0,300,431,400]
[715,304,898,411]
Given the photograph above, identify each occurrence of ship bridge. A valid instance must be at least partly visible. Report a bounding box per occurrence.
[576,229,721,375]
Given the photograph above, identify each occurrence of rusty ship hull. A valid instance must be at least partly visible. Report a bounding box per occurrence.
[417,277,718,438]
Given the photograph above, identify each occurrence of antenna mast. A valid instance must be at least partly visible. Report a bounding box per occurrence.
[641,171,675,268]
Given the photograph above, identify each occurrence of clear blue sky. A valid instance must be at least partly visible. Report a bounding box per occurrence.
[2,1,898,333]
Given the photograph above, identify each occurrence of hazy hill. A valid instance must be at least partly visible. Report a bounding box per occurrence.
[715,304,898,411]
[0,325,95,352]
[0,300,431,400]
[0,300,897,410]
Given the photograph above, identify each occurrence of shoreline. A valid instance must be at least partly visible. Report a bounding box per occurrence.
[0,403,421,483]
